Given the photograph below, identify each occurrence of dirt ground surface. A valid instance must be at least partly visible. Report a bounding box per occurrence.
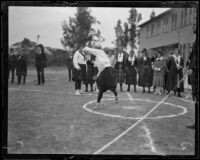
[6,68,195,155]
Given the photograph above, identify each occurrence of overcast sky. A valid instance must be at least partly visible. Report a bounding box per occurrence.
[9,7,170,49]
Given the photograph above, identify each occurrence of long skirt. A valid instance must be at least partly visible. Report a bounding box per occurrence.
[72,64,86,82]
[138,66,152,87]
[84,64,94,84]
[97,67,116,92]
[125,67,137,85]
[115,63,125,83]
[152,71,164,87]
[176,69,184,92]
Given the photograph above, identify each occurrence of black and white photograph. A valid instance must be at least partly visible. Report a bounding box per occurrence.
[2,1,199,159]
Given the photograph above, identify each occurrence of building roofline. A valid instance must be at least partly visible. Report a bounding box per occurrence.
[138,8,172,27]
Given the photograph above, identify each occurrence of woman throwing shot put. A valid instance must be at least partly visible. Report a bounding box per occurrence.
[82,47,118,109]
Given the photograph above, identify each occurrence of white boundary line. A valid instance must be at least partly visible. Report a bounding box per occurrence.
[93,92,181,154]
[141,125,164,155]
[83,99,187,120]
[9,88,66,94]
[171,95,194,104]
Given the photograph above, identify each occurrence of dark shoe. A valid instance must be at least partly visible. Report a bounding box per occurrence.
[187,124,195,129]
[115,96,118,103]
[178,93,182,97]
[127,89,130,92]
[174,91,176,95]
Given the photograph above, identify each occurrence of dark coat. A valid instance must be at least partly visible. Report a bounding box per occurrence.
[166,55,184,92]
[35,53,47,69]
[9,54,17,70]
[83,60,94,84]
[125,56,138,85]
[138,56,153,87]
[188,40,198,101]
[66,57,73,69]
[16,55,27,76]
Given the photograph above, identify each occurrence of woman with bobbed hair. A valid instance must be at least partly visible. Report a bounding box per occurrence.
[35,44,48,85]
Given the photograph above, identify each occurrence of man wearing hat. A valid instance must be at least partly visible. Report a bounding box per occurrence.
[8,48,17,83]
[138,48,153,93]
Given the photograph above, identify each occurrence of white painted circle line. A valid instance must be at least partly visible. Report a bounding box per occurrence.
[93,90,185,154]
[82,99,187,120]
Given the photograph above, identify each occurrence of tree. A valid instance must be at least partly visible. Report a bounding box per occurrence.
[114,8,142,52]
[128,8,142,51]
[61,7,103,53]
[150,10,156,19]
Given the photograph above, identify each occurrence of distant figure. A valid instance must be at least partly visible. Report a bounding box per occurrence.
[66,53,73,81]
[125,50,138,92]
[72,46,86,95]
[8,48,17,83]
[138,48,153,93]
[166,48,184,97]
[16,49,27,84]
[35,44,48,85]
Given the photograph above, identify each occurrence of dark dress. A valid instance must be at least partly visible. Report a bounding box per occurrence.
[166,55,184,92]
[66,56,73,81]
[138,56,153,87]
[84,60,94,84]
[16,55,27,77]
[97,67,117,92]
[125,56,138,85]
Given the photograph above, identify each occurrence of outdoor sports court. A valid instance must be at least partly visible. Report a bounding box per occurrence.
[7,68,195,155]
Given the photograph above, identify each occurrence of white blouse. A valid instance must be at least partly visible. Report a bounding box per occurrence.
[83,47,111,75]
[128,56,136,65]
[117,53,124,62]
[73,50,86,69]
[173,55,181,68]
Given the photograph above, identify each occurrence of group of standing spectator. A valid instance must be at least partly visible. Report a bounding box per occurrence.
[69,45,187,98]
[8,44,48,86]
[8,48,27,85]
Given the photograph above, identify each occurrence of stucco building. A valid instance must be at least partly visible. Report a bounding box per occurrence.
[138,8,197,89]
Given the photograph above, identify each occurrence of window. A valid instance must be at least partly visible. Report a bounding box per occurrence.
[166,16,169,32]
[184,8,188,26]
[181,10,184,27]
[193,8,197,25]
[151,23,155,36]
[146,24,150,38]
[156,19,161,35]
[189,8,193,24]
[163,16,167,33]
[171,14,174,30]
[174,13,177,29]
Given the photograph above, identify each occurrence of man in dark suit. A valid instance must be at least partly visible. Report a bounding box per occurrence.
[8,48,17,83]
[66,53,73,81]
